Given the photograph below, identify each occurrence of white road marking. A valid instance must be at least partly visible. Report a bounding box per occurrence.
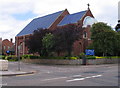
[66,75,102,82]
[42,75,82,81]
[16,74,34,77]
[46,71,51,73]
[91,75,102,78]
[0,83,7,86]
[72,75,82,77]
[42,77,67,81]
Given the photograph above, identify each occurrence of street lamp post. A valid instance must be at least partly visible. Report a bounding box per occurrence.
[82,38,87,65]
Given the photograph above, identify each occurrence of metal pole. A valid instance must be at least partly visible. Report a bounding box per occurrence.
[18,46,21,71]
[0,38,2,56]
[82,55,86,65]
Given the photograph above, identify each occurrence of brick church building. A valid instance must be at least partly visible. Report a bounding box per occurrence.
[15,6,97,56]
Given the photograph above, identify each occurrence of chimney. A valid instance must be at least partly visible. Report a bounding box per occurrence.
[10,38,13,43]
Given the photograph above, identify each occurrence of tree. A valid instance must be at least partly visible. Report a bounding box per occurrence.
[26,24,81,56]
[53,24,80,56]
[52,27,67,56]
[90,22,116,56]
[26,28,51,56]
[42,33,55,56]
[114,31,120,56]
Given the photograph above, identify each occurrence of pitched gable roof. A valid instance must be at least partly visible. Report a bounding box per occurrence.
[58,10,87,26]
[16,10,64,37]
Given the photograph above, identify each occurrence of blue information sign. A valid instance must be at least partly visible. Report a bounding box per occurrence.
[6,51,10,54]
[85,49,94,55]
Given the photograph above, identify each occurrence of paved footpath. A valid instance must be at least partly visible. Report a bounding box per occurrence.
[0,62,36,76]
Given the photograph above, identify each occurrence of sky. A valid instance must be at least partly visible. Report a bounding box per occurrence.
[0,0,119,42]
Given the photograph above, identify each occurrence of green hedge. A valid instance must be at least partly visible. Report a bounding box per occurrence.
[86,56,96,59]
[22,55,40,59]
[40,56,79,60]
[22,55,79,60]
[0,55,6,59]
[65,57,79,60]
[96,56,120,59]
[5,55,21,61]
[39,56,65,59]
[78,53,85,59]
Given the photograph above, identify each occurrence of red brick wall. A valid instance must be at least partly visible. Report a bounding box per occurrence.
[2,39,14,55]
[15,35,30,56]
[73,27,92,56]
[73,9,93,55]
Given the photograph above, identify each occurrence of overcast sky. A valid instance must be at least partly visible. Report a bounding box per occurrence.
[0,0,119,42]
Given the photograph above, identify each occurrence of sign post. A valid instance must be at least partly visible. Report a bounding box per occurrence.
[85,49,95,56]
[82,49,95,65]
[82,54,86,65]
[18,46,21,71]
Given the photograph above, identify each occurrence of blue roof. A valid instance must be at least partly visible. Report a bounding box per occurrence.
[58,10,87,26]
[16,10,63,36]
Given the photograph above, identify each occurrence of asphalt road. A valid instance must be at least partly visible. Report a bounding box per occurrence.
[1,62,119,86]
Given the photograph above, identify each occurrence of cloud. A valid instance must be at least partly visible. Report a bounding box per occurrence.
[118,1,120,20]
[0,0,32,15]
[0,0,119,42]
[0,0,35,42]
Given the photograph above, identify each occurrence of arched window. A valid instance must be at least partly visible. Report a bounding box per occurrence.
[83,16,97,28]
[83,31,87,38]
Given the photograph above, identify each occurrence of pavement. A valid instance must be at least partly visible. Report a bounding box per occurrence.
[0,70,36,76]
[0,62,37,76]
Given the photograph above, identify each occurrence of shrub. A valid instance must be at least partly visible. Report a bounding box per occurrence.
[52,57,65,59]
[86,56,96,59]
[96,56,120,59]
[22,55,29,59]
[22,55,40,59]
[65,56,78,60]
[39,56,78,60]
[111,56,120,59]
[5,55,21,61]
[40,56,65,59]
[79,53,85,59]
[96,56,104,59]
[0,55,6,59]
[29,55,40,59]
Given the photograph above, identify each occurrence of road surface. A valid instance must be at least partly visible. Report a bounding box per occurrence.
[1,62,119,86]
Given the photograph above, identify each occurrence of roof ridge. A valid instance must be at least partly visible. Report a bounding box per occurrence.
[69,10,87,15]
[58,10,87,26]
[34,10,64,20]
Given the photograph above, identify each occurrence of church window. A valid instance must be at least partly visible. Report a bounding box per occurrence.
[83,31,87,38]
[4,46,6,50]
